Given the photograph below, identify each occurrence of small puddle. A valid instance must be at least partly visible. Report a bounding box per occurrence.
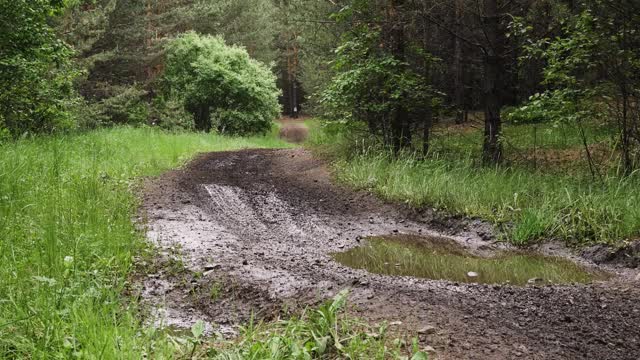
[332,236,606,286]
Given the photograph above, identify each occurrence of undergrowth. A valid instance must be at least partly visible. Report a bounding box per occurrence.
[307,120,640,246]
[197,291,427,359]
[0,127,293,358]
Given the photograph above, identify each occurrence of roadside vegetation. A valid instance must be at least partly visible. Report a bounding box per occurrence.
[0,127,292,357]
[203,291,427,359]
[308,119,640,246]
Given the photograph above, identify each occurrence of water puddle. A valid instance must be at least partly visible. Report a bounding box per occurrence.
[332,235,606,286]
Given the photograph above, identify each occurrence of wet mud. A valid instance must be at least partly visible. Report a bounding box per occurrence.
[332,235,605,286]
[139,148,640,359]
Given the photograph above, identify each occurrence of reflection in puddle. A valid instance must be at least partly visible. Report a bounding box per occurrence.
[332,236,606,286]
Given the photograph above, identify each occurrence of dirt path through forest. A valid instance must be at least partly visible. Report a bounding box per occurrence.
[140,148,640,359]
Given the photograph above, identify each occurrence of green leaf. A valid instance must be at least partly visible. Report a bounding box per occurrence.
[191,320,205,339]
[411,351,429,360]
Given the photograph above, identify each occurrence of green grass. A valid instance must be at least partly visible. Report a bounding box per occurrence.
[0,126,423,359]
[428,119,613,165]
[203,291,427,359]
[308,120,640,246]
[0,126,293,358]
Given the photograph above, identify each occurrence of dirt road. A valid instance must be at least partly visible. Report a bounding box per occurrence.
[140,148,640,359]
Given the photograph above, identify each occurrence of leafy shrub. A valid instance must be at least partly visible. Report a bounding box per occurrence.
[0,0,78,137]
[150,98,195,131]
[163,32,280,136]
[92,85,149,126]
[505,90,587,125]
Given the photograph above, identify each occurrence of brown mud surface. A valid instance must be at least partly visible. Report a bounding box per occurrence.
[139,148,640,359]
[278,117,309,143]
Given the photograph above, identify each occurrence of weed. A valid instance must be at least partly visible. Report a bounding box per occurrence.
[209,282,223,301]
[205,290,428,359]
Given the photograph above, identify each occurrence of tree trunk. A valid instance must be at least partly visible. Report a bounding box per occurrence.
[389,0,410,155]
[453,0,465,124]
[192,104,211,133]
[482,0,504,164]
[621,89,632,175]
[423,100,433,157]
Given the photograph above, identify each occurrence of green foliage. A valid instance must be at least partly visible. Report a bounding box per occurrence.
[93,84,149,126]
[164,32,280,135]
[0,127,291,357]
[207,290,427,359]
[0,0,79,137]
[504,90,587,125]
[517,1,640,173]
[321,23,441,148]
[151,98,195,131]
[188,0,279,64]
[310,119,640,246]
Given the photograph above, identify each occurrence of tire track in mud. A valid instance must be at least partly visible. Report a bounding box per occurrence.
[140,148,640,360]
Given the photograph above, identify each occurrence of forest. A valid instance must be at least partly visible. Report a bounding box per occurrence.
[1,0,640,358]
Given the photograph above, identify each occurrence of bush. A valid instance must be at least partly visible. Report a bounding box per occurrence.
[0,0,78,137]
[163,32,280,136]
[150,98,195,131]
[93,85,149,126]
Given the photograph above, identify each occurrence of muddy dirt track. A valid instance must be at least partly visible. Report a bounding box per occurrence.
[140,148,640,359]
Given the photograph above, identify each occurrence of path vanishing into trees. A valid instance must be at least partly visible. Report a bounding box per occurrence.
[140,149,640,360]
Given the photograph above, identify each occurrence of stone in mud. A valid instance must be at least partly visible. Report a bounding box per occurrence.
[423,346,436,353]
[418,325,437,335]
[635,273,640,282]
[467,272,479,278]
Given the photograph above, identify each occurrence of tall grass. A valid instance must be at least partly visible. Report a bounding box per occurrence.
[307,120,640,246]
[333,152,640,245]
[0,127,291,358]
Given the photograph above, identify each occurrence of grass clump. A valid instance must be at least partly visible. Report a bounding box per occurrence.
[201,290,428,360]
[332,152,640,245]
[0,127,291,358]
[307,119,640,246]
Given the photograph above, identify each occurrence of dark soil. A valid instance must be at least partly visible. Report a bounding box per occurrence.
[139,148,640,359]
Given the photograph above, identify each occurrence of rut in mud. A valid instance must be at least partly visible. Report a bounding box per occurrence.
[140,148,640,359]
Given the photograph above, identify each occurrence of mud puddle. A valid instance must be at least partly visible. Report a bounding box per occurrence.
[140,148,640,360]
[332,235,606,286]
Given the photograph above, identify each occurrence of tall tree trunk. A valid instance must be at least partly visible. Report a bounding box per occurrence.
[389,0,410,155]
[190,103,211,133]
[292,36,299,118]
[423,101,433,156]
[453,0,465,124]
[482,0,504,164]
[621,88,632,175]
[422,17,433,156]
